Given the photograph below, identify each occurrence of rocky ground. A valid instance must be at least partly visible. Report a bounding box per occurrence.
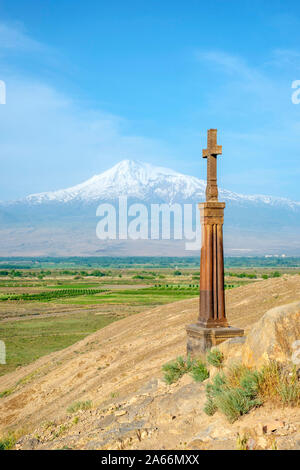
[15,374,300,450]
[1,275,300,450]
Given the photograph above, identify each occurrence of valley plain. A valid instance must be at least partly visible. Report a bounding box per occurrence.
[1,256,299,377]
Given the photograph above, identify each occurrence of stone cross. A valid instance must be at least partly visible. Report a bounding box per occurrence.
[186,129,244,354]
[202,129,222,202]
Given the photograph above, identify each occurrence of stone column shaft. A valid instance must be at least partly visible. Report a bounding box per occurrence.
[198,201,228,328]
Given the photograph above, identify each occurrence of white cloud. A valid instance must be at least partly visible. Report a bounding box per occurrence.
[0,22,172,200]
[0,22,43,52]
[0,78,171,200]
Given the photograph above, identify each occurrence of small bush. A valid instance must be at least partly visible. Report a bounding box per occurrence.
[204,369,261,423]
[203,360,300,423]
[214,388,261,423]
[162,356,209,385]
[257,361,281,402]
[0,433,16,450]
[239,370,261,397]
[67,400,92,414]
[278,382,300,406]
[206,372,227,398]
[226,364,251,388]
[0,389,13,399]
[206,349,224,368]
[190,360,209,382]
[162,356,194,384]
[236,433,249,450]
[277,367,300,407]
[203,398,217,416]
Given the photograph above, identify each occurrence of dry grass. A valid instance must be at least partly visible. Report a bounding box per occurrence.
[204,361,300,423]
[257,361,282,403]
[226,364,252,388]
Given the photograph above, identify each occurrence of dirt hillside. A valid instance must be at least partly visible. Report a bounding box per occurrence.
[1,275,300,437]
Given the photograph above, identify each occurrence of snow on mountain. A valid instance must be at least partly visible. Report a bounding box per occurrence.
[21,159,300,209]
[24,160,204,204]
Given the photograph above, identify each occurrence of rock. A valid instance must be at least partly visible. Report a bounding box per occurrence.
[210,426,233,440]
[96,414,116,429]
[261,420,284,434]
[19,438,39,450]
[188,427,214,447]
[115,410,127,417]
[242,301,300,367]
[137,378,159,395]
[177,373,194,387]
[257,436,268,449]
[247,438,256,450]
[217,336,245,366]
[153,382,206,420]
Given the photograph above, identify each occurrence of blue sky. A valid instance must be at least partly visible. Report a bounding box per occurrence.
[0,0,300,200]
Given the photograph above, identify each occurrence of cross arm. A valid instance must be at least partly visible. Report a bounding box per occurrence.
[202,145,222,158]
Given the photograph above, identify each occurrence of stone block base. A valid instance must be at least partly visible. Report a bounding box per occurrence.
[186,323,244,356]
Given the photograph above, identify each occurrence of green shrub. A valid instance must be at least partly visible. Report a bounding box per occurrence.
[206,349,224,368]
[190,360,209,382]
[271,271,281,278]
[0,389,13,399]
[236,433,249,450]
[162,356,209,385]
[203,360,300,423]
[239,370,261,397]
[226,364,251,388]
[67,400,92,414]
[203,398,217,416]
[214,388,261,423]
[278,382,300,406]
[0,433,16,450]
[162,356,193,384]
[205,373,227,404]
[203,369,261,423]
[0,288,106,302]
[277,368,300,406]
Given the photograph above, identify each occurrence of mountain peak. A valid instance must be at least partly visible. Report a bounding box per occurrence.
[21,159,299,208]
[25,159,203,204]
[102,159,181,180]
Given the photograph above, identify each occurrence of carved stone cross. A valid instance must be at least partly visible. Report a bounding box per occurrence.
[202,129,222,202]
[186,128,244,354]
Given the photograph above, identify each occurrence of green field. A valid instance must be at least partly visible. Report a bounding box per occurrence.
[0,312,118,376]
[57,286,200,305]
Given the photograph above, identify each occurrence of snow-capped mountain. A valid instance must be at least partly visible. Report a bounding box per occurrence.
[21,159,300,209]
[23,159,206,204]
[1,160,300,256]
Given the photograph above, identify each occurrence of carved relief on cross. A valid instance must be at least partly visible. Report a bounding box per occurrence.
[202,129,222,202]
